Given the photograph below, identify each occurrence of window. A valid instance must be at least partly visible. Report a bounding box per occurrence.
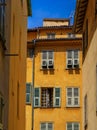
[41,51,54,69]
[66,50,79,69]
[67,122,80,130]
[84,95,88,127]
[34,87,60,108]
[47,33,55,39]
[40,123,53,130]
[0,94,3,130]
[66,88,79,107]
[0,0,5,39]
[26,83,31,104]
[68,33,75,38]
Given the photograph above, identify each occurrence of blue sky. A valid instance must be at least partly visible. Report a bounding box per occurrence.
[28,0,76,28]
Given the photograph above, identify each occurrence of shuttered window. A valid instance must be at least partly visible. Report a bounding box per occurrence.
[54,88,60,107]
[26,83,31,104]
[41,51,54,69]
[66,50,79,69]
[67,122,80,130]
[41,123,53,130]
[34,88,40,107]
[66,88,79,107]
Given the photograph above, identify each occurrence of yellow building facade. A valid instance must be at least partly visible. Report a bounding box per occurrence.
[74,0,97,130]
[0,0,31,130]
[26,19,82,130]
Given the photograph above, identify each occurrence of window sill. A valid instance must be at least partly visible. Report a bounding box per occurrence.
[65,67,81,70]
[26,102,31,105]
[40,68,55,71]
[34,106,61,108]
[66,106,80,108]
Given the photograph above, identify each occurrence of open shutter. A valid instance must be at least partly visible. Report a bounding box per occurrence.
[54,88,60,107]
[34,88,40,107]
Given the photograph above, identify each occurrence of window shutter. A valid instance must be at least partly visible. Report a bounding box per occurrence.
[34,88,40,107]
[54,88,60,107]
[26,83,31,104]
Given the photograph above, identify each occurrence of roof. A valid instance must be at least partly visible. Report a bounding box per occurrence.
[73,0,88,33]
[43,18,70,22]
[28,25,73,32]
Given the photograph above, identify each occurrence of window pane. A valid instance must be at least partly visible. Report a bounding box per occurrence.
[35,88,39,97]
[74,51,78,58]
[26,83,31,93]
[67,123,72,130]
[48,123,52,130]
[35,99,39,106]
[55,88,60,97]
[26,94,30,103]
[67,51,72,58]
[67,88,72,97]
[74,98,78,105]
[48,51,53,59]
[74,123,79,130]
[41,123,46,130]
[68,98,72,105]
[55,98,60,106]
[74,88,79,96]
[42,52,47,59]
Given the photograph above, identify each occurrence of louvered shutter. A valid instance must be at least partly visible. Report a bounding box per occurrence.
[34,88,40,107]
[54,88,60,107]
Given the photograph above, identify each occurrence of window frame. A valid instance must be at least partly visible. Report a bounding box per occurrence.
[41,50,54,69]
[66,122,80,130]
[40,122,53,130]
[26,83,31,104]
[66,50,79,69]
[66,87,80,107]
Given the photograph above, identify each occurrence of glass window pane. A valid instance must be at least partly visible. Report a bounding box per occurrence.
[48,51,53,59]
[74,51,78,58]
[74,98,78,105]
[35,99,39,106]
[48,123,52,130]
[55,88,60,97]
[42,51,47,59]
[55,98,59,106]
[67,88,72,97]
[74,123,79,130]
[26,94,30,103]
[67,123,72,130]
[67,51,72,58]
[68,98,72,105]
[35,88,39,97]
[74,88,78,96]
[41,123,46,130]
[26,83,31,93]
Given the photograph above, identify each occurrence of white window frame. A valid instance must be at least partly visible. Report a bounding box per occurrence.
[66,87,80,107]
[40,122,53,130]
[26,83,31,104]
[66,122,80,130]
[66,50,79,69]
[41,50,54,69]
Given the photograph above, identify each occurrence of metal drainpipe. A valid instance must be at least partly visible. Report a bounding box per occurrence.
[32,39,36,130]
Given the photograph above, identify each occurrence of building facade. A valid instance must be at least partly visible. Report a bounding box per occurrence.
[0,0,31,130]
[26,19,82,130]
[74,0,97,130]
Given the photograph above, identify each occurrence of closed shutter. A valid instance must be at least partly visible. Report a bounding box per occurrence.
[34,88,40,107]
[54,88,60,107]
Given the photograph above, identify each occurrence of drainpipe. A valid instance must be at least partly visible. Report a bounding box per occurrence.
[32,39,36,130]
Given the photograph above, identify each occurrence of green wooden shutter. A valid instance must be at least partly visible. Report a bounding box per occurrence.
[54,88,60,107]
[34,88,40,107]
